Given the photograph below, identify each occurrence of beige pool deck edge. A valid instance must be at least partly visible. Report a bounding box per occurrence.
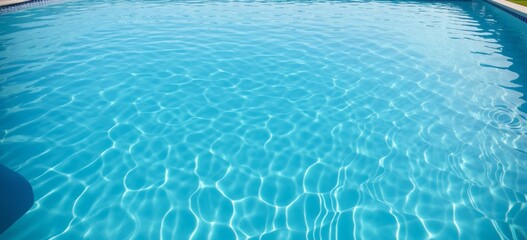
[0,0,30,7]
[487,0,527,17]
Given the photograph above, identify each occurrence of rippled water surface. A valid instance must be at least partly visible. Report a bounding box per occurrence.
[1,0,527,239]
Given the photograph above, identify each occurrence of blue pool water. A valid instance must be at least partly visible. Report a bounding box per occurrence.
[1,0,527,239]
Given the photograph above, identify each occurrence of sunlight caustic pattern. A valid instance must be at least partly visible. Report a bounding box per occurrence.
[1,1,526,239]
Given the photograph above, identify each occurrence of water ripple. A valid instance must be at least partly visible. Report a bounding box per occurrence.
[1,0,527,239]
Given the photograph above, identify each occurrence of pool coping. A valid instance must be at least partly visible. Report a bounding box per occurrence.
[484,0,527,22]
[0,0,30,7]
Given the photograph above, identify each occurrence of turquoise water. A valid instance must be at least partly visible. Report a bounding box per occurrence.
[1,0,527,239]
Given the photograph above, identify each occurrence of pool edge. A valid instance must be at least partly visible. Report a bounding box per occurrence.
[484,0,527,22]
[0,0,58,13]
[0,0,29,7]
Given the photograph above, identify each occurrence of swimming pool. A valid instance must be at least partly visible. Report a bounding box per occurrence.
[1,0,526,239]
